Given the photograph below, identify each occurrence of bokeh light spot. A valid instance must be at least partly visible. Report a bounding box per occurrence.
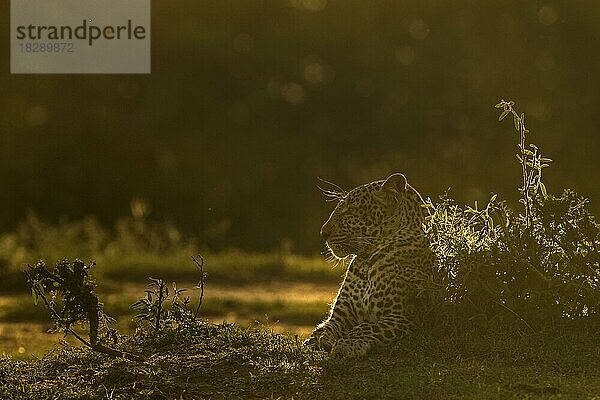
[408,19,430,41]
[282,83,306,104]
[538,5,559,26]
[303,63,324,84]
[301,55,335,84]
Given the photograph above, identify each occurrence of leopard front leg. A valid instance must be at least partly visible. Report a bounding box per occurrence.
[303,295,359,351]
[328,263,422,358]
[304,267,363,351]
[330,312,413,359]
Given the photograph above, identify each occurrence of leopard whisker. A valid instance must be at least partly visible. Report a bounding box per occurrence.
[316,177,347,196]
[317,187,345,197]
[318,187,346,202]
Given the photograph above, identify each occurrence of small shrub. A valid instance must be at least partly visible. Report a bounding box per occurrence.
[24,259,140,360]
[130,256,205,330]
[423,101,600,330]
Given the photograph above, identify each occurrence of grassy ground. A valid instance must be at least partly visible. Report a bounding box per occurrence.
[1,320,599,399]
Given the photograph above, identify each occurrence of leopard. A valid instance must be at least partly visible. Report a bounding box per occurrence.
[303,173,434,358]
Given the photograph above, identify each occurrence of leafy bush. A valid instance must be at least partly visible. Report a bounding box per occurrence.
[423,101,600,330]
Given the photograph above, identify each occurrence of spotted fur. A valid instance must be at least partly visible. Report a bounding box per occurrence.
[304,173,434,358]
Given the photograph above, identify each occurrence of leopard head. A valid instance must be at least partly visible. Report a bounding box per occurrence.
[320,173,425,259]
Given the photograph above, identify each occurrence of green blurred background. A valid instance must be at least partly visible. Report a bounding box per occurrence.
[1,0,599,253]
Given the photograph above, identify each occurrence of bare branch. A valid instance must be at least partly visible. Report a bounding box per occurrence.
[191,255,205,320]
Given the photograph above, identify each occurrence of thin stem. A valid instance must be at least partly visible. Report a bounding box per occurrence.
[155,280,165,331]
[497,100,534,229]
[192,255,205,320]
[519,114,531,228]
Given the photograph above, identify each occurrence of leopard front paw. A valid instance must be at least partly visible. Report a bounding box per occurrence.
[330,338,369,359]
[302,334,319,347]
[303,325,337,351]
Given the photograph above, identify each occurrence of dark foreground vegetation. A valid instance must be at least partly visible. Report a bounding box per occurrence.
[1,102,600,399]
[1,320,600,399]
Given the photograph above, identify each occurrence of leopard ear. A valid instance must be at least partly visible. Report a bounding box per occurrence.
[375,173,407,205]
[380,173,407,195]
